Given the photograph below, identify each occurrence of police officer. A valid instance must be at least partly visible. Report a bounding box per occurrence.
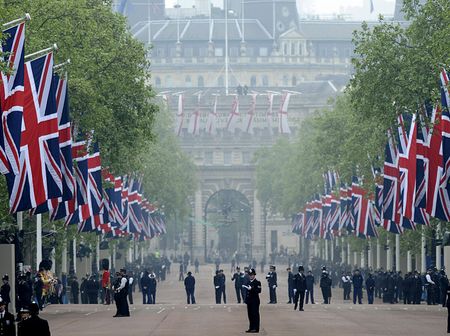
[184,271,196,304]
[242,268,261,333]
[305,270,315,304]
[0,276,10,313]
[293,265,306,311]
[426,268,436,305]
[0,299,14,336]
[265,265,277,304]
[320,270,332,304]
[286,267,294,304]
[440,269,449,307]
[366,273,375,304]
[352,269,363,304]
[213,271,221,304]
[17,302,50,336]
[219,270,227,304]
[232,267,244,303]
[113,269,130,317]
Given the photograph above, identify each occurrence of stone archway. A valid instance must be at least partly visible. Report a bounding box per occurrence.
[204,189,251,262]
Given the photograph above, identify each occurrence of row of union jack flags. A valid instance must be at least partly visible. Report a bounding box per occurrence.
[171,92,292,136]
[292,69,450,240]
[0,19,165,240]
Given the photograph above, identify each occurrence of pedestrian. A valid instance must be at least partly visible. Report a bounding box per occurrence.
[320,270,332,304]
[149,273,157,304]
[194,259,199,274]
[86,276,98,304]
[426,268,436,305]
[214,271,221,304]
[0,298,15,336]
[341,272,351,300]
[113,269,130,317]
[34,274,44,310]
[305,270,315,304]
[140,270,151,304]
[412,271,422,304]
[70,276,79,304]
[352,269,363,304]
[293,265,306,311]
[446,282,450,333]
[242,268,261,333]
[17,302,50,336]
[80,277,88,304]
[286,267,294,304]
[232,267,244,303]
[128,271,134,305]
[0,276,10,313]
[440,269,449,307]
[219,270,227,304]
[265,265,277,304]
[366,273,375,304]
[179,262,184,281]
[102,268,111,305]
[184,271,196,304]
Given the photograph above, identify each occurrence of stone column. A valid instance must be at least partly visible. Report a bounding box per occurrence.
[324,240,329,261]
[368,242,373,269]
[252,191,263,260]
[341,237,346,265]
[436,223,442,270]
[61,238,68,275]
[194,189,204,262]
[421,229,426,273]
[376,240,381,269]
[386,237,392,271]
[347,242,351,265]
[407,250,412,272]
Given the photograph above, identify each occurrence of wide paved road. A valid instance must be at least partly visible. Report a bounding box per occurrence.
[43,264,447,335]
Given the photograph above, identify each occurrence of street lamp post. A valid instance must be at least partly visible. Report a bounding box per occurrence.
[225,0,229,95]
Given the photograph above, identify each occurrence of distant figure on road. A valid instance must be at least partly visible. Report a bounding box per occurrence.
[352,269,363,304]
[140,270,151,304]
[232,267,244,303]
[184,272,196,304]
[286,267,294,304]
[305,270,315,304]
[320,270,332,304]
[243,268,261,333]
[179,262,184,281]
[18,303,50,336]
[219,270,227,304]
[266,265,277,304]
[149,273,157,304]
[366,273,375,304]
[214,270,221,304]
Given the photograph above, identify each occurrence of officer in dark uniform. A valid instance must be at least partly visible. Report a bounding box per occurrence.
[446,282,450,333]
[412,271,422,304]
[219,270,227,304]
[365,273,375,304]
[265,265,277,304]
[0,276,10,313]
[184,272,196,304]
[17,302,50,336]
[352,269,363,304]
[232,267,244,303]
[305,270,315,304]
[243,268,261,333]
[320,270,332,304]
[213,271,221,304]
[286,267,294,304]
[70,276,79,304]
[17,275,32,312]
[440,269,449,307]
[149,273,157,304]
[242,268,250,304]
[293,265,306,311]
[0,299,15,336]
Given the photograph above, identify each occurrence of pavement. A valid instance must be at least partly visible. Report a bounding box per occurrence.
[41,264,448,335]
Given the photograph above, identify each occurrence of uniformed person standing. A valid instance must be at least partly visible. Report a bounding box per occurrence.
[265,266,277,304]
[242,268,261,333]
[352,269,363,304]
[286,268,294,304]
[293,265,306,311]
[0,299,15,336]
[113,269,130,317]
[213,271,221,304]
[305,270,315,304]
[0,276,10,312]
[232,267,244,303]
[17,303,50,336]
[320,270,332,304]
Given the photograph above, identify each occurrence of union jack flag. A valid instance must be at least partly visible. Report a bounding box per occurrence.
[291,212,303,234]
[6,53,62,213]
[304,202,314,239]
[128,177,143,234]
[278,92,291,134]
[205,95,218,135]
[312,196,322,237]
[187,93,201,136]
[339,184,351,232]
[0,22,25,175]
[174,94,184,136]
[351,179,377,239]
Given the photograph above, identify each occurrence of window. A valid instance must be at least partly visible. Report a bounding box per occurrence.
[282,75,289,86]
[230,47,239,57]
[198,76,204,87]
[292,75,297,86]
[184,47,193,57]
[215,48,223,57]
[250,75,257,87]
[259,47,268,57]
[204,151,213,164]
[185,75,192,87]
[199,47,208,57]
[155,77,161,88]
[299,44,303,56]
[169,48,177,57]
[243,151,251,164]
[291,42,296,56]
[262,75,269,87]
[156,48,165,57]
[224,151,232,165]
[283,42,288,56]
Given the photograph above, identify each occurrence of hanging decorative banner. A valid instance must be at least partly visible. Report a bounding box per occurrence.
[242,93,257,134]
[267,93,274,135]
[278,92,291,134]
[226,95,239,132]
[174,94,184,136]
[205,95,218,135]
[188,93,201,136]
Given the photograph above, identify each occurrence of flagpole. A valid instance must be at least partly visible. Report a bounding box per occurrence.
[407,250,412,272]
[1,13,31,28]
[24,44,58,62]
[53,59,71,71]
[421,227,426,273]
[225,0,229,96]
[36,214,42,271]
[17,212,23,273]
[376,239,381,269]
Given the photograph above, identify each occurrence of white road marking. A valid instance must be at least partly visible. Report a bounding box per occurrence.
[157,308,166,314]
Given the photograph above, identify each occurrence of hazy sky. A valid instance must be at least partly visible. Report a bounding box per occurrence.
[164,0,397,20]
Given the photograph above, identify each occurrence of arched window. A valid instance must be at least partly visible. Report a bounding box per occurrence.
[250,75,257,87]
[218,76,224,87]
[185,75,192,87]
[155,76,161,88]
[198,76,204,87]
[262,75,269,87]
